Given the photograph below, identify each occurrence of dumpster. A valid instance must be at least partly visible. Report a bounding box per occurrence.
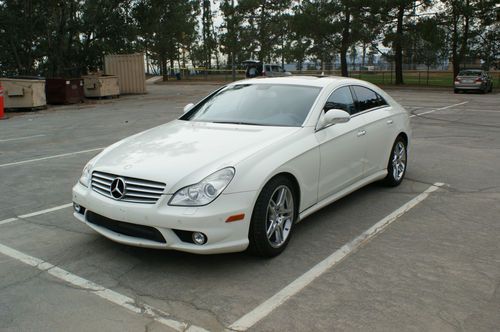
[82,75,120,98]
[0,77,46,109]
[46,78,84,104]
[104,53,146,94]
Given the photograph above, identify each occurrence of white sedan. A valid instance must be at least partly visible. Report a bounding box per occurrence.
[72,76,410,257]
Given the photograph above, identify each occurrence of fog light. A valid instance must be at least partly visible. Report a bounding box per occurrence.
[192,232,207,245]
[73,203,85,215]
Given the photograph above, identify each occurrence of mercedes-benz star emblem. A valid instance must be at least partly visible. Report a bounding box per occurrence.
[110,178,126,199]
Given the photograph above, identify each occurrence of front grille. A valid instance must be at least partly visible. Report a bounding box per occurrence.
[86,210,166,243]
[91,171,166,204]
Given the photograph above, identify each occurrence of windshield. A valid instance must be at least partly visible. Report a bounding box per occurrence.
[181,84,321,127]
[458,70,482,77]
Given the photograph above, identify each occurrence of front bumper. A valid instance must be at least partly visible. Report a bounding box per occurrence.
[72,182,256,254]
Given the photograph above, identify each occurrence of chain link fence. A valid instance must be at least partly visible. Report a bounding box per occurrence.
[161,68,500,88]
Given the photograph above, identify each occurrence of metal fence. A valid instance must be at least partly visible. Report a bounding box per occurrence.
[164,68,500,88]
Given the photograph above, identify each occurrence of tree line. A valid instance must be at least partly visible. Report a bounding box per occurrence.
[0,0,497,84]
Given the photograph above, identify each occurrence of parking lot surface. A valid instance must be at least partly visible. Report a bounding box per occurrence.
[1,83,499,331]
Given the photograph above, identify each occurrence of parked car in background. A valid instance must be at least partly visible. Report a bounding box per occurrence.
[243,60,291,78]
[454,69,493,94]
[73,76,410,257]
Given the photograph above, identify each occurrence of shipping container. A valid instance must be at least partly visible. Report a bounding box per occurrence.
[0,77,46,109]
[83,75,120,98]
[104,53,146,94]
[46,78,84,104]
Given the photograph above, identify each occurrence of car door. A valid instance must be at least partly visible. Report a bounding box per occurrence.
[350,85,397,176]
[315,86,366,201]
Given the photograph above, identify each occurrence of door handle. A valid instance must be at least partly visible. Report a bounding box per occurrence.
[357,130,366,137]
[387,120,394,125]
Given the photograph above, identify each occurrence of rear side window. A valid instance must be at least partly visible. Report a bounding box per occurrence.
[265,65,271,72]
[324,87,355,114]
[351,86,388,114]
[272,65,284,72]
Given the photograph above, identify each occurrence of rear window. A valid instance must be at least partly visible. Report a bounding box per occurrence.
[458,70,482,77]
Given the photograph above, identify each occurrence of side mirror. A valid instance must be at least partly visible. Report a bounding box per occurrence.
[318,109,350,129]
[183,103,194,113]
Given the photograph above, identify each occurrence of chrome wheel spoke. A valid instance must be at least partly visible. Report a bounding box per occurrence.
[274,224,283,243]
[276,188,286,208]
[267,219,277,238]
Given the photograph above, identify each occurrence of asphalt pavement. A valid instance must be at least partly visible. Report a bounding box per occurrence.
[0,83,499,331]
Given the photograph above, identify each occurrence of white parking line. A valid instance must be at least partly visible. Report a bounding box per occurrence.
[410,101,469,118]
[0,203,73,226]
[229,182,444,331]
[0,243,208,332]
[0,134,46,142]
[453,109,499,113]
[0,147,104,168]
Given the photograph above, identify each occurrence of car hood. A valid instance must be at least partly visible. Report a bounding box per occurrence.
[92,120,300,193]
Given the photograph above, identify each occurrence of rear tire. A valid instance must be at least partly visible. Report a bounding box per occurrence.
[248,176,298,257]
[383,137,407,187]
[454,89,459,94]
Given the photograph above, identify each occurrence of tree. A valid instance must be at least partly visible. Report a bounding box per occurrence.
[0,0,47,75]
[201,0,217,69]
[413,17,447,82]
[236,0,292,63]
[133,0,198,80]
[381,0,431,85]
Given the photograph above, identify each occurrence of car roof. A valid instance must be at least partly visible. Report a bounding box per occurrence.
[459,69,483,73]
[231,75,358,88]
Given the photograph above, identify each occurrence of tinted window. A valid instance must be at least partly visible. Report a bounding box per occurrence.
[351,86,387,113]
[324,87,355,114]
[182,84,321,127]
[458,70,482,77]
[265,65,271,72]
[272,65,284,72]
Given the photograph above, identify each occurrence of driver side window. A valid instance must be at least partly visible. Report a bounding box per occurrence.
[324,86,355,115]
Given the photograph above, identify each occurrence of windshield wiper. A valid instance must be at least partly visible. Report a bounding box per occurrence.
[212,121,265,126]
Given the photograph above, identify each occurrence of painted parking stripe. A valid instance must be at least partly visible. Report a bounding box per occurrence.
[0,242,209,332]
[0,218,18,226]
[229,182,444,331]
[0,203,73,226]
[0,147,104,168]
[410,101,468,118]
[0,134,46,142]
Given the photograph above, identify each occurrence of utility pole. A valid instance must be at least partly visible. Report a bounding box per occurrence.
[231,0,236,81]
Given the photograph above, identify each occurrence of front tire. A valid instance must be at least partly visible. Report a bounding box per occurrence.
[383,137,407,187]
[248,176,297,257]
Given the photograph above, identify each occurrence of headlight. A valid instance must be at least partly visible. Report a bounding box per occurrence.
[169,167,235,206]
[79,162,93,187]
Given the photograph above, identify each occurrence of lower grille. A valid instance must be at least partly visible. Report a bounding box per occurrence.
[86,211,166,244]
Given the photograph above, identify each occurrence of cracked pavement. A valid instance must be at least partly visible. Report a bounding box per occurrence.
[0,84,499,331]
